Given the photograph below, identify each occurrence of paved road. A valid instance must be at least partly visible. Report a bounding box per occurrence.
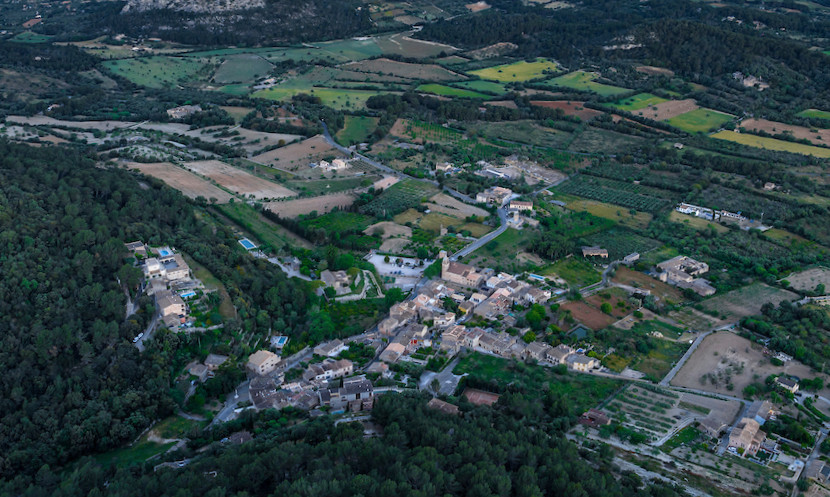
[212,380,250,425]
[419,357,464,395]
[134,310,160,352]
[451,207,508,260]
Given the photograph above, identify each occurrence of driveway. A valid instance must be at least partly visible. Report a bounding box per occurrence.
[419,357,465,395]
[212,380,250,426]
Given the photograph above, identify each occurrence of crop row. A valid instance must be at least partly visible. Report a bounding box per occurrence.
[558,180,668,213]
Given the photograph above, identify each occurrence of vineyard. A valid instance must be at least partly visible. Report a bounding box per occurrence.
[360,180,439,218]
[556,176,670,213]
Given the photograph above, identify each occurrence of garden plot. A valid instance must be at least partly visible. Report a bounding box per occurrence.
[250,135,340,171]
[342,58,466,82]
[265,193,355,218]
[701,283,799,321]
[612,266,684,303]
[183,160,295,200]
[127,162,234,203]
[603,385,696,444]
[560,301,616,331]
[781,267,830,292]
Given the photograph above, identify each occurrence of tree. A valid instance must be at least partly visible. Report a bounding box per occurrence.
[600,302,613,314]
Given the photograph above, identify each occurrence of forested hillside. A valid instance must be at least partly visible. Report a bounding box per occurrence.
[0,140,313,482]
[9,393,688,497]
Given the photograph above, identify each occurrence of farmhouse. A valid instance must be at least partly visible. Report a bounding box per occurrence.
[657,255,715,296]
[546,344,574,365]
[319,158,350,171]
[435,162,455,174]
[247,350,281,376]
[167,104,202,119]
[320,270,352,295]
[746,400,773,425]
[728,418,766,457]
[523,341,551,361]
[699,417,727,438]
[440,252,485,287]
[581,246,609,258]
[622,253,640,265]
[476,186,513,206]
[568,355,598,372]
[774,376,799,394]
[160,253,190,281]
[676,203,715,220]
[579,409,611,428]
[509,200,533,212]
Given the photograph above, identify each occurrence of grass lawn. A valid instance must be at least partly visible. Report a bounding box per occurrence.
[10,31,52,43]
[252,87,389,110]
[95,440,176,468]
[102,56,209,89]
[212,54,273,84]
[182,252,235,319]
[611,93,668,111]
[469,58,559,83]
[542,257,601,287]
[335,116,379,146]
[797,109,830,120]
[452,80,508,94]
[154,415,206,439]
[453,352,620,416]
[661,425,702,452]
[214,202,306,250]
[711,130,830,158]
[219,84,252,95]
[629,319,687,339]
[668,210,728,233]
[634,340,688,379]
[543,70,628,97]
[667,108,733,134]
[417,83,490,99]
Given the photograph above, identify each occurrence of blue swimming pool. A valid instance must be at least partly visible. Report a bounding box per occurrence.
[238,238,256,250]
[180,290,196,299]
[158,249,171,257]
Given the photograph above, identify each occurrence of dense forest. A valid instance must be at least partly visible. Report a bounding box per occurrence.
[0,140,313,482]
[4,393,690,497]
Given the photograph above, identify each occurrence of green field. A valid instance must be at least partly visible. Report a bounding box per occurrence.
[102,56,209,89]
[452,80,508,94]
[469,58,559,83]
[287,176,372,196]
[10,31,52,43]
[543,70,628,97]
[454,353,619,416]
[212,54,273,84]
[668,211,728,233]
[360,179,438,217]
[416,83,490,99]
[611,93,668,111]
[542,258,602,287]
[299,211,374,232]
[336,116,379,146]
[95,439,176,469]
[712,130,830,158]
[667,108,733,134]
[252,86,388,110]
[797,109,830,120]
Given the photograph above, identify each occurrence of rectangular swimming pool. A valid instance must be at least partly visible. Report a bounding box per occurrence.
[238,238,256,250]
[180,290,197,299]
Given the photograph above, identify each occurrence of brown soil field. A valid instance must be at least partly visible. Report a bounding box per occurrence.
[426,193,489,218]
[561,301,616,330]
[635,66,675,77]
[463,388,500,406]
[782,267,830,292]
[484,100,518,109]
[343,58,465,82]
[388,119,415,141]
[612,266,684,304]
[364,221,412,239]
[671,331,829,397]
[585,292,634,319]
[740,118,830,147]
[530,100,602,120]
[183,160,295,200]
[466,1,491,12]
[373,175,400,190]
[128,162,234,203]
[643,99,699,121]
[701,283,799,321]
[251,135,339,170]
[265,193,355,218]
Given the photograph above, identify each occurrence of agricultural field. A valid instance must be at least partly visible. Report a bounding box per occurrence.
[360,180,439,217]
[102,56,209,89]
[452,80,508,94]
[586,287,636,319]
[636,99,698,121]
[469,58,559,82]
[712,130,830,158]
[530,100,603,121]
[553,194,653,230]
[127,162,234,203]
[542,71,628,97]
[668,211,728,233]
[183,160,296,200]
[212,54,273,84]
[336,116,379,146]
[560,300,615,330]
[251,135,340,171]
[10,31,52,43]
[425,193,489,219]
[666,108,733,134]
[299,211,375,233]
[613,266,684,303]
[556,176,669,213]
[603,385,688,443]
[797,109,830,121]
[266,193,355,219]
[416,84,490,99]
[220,106,255,123]
[581,229,662,260]
[610,93,668,112]
[566,128,645,154]
[701,283,799,321]
[343,58,465,82]
[780,267,830,292]
[739,118,830,147]
[215,202,308,249]
[252,86,386,110]
[464,228,532,271]
[542,257,601,287]
[286,176,373,196]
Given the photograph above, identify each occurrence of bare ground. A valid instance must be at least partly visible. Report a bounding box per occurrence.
[364,221,412,239]
[781,267,830,292]
[250,135,339,170]
[740,118,830,147]
[426,193,489,219]
[183,160,295,200]
[645,99,699,121]
[127,162,234,203]
[265,193,355,218]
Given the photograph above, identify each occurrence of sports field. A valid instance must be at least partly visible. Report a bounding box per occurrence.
[417,84,490,99]
[611,93,668,111]
[469,58,558,82]
[212,54,273,84]
[711,130,830,158]
[102,56,208,89]
[336,116,379,146]
[797,109,830,120]
[666,108,733,134]
[543,70,628,97]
